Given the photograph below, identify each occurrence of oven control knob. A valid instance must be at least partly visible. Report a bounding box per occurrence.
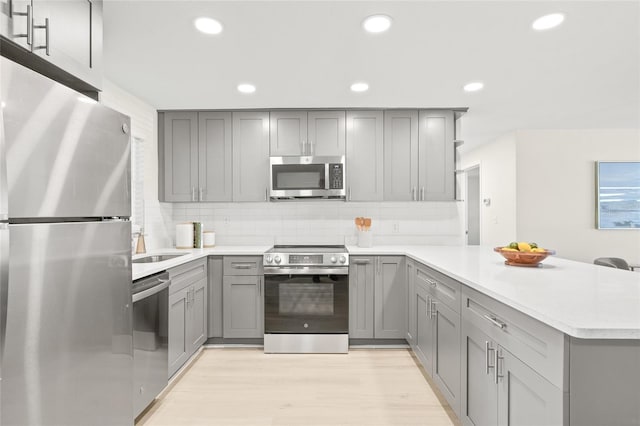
[265,255,273,264]
[330,256,337,264]
[339,256,346,264]
[274,255,282,264]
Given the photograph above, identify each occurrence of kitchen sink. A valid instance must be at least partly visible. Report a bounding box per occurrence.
[132,254,188,264]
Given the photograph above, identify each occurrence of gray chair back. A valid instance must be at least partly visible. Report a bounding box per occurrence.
[593,257,631,271]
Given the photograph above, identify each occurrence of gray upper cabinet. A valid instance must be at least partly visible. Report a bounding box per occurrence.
[160,111,198,202]
[383,110,419,201]
[1,0,31,50]
[159,111,232,202]
[199,112,233,201]
[232,111,270,202]
[418,110,455,201]
[308,111,345,157]
[1,0,103,90]
[269,110,307,156]
[270,110,345,157]
[346,110,384,201]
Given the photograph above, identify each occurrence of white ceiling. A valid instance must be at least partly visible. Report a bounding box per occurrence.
[102,1,640,151]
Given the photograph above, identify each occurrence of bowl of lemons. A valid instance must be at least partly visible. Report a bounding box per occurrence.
[494,242,555,267]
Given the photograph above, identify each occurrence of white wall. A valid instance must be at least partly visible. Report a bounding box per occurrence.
[460,132,518,247]
[461,129,640,264]
[516,129,640,264]
[100,81,171,249]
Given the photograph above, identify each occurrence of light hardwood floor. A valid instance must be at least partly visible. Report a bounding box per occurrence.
[137,348,460,426]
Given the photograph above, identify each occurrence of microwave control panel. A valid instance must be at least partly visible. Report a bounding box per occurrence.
[329,164,344,189]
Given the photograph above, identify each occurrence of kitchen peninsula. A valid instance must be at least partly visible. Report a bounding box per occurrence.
[135,244,640,426]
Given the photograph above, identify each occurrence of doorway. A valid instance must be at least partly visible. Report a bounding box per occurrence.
[465,166,480,245]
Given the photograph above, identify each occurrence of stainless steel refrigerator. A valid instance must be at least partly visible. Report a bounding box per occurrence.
[0,57,134,425]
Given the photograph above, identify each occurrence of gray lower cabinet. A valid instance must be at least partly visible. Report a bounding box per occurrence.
[461,319,563,426]
[207,256,223,338]
[232,111,270,202]
[167,259,208,378]
[346,110,384,201]
[0,0,102,90]
[413,262,462,415]
[159,111,232,202]
[222,256,264,338]
[349,256,405,339]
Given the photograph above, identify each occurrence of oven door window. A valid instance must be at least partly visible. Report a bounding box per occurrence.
[272,164,325,190]
[264,274,348,334]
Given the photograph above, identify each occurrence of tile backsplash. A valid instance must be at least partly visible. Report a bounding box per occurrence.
[153,201,465,248]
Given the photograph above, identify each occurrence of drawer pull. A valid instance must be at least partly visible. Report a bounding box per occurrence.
[483,314,507,330]
[425,277,437,287]
[352,260,371,265]
[232,264,253,269]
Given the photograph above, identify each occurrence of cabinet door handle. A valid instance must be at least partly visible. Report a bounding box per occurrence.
[33,17,50,56]
[426,296,430,319]
[265,187,268,201]
[420,187,425,201]
[425,277,437,287]
[199,187,204,201]
[308,140,314,156]
[485,341,495,375]
[412,187,416,201]
[191,187,196,201]
[348,187,351,201]
[483,314,507,330]
[430,299,437,319]
[258,278,262,296]
[495,348,504,384]
[11,3,33,46]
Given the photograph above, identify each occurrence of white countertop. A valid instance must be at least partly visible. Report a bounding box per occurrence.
[350,245,640,339]
[132,246,270,280]
[133,244,640,339]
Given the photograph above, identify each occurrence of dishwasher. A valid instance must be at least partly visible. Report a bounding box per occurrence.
[133,271,170,418]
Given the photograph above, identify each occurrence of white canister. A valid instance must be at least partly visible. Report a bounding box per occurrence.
[358,230,373,248]
[203,231,216,248]
[176,223,194,249]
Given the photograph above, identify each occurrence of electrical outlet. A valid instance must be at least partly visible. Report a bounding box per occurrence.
[392,222,400,233]
[224,217,230,226]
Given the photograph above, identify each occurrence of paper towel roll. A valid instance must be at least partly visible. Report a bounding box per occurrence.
[203,231,215,248]
[176,223,194,249]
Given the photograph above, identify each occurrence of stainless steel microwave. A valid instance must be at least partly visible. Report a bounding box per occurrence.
[270,156,346,200]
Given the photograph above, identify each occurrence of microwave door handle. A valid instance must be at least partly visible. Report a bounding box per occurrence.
[325,164,330,189]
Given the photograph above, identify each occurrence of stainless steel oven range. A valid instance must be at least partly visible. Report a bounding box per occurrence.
[263,245,349,353]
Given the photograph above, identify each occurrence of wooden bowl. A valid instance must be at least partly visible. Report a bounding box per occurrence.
[493,247,555,267]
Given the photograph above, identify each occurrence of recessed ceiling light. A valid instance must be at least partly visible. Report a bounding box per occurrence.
[532,13,565,31]
[237,83,256,94]
[362,15,392,33]
[350,82,369,93]
[0,101,5,108]
[194,17,223,35]
[463,82,484,92]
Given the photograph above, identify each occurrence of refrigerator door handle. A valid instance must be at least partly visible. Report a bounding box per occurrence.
[0,100,8,221]
[0,223,9,357]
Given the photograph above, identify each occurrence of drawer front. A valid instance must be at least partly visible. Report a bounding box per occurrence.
[415,263,461,313]
[462,286,566,389]
[223,256,263,276]
[169,258,207,294]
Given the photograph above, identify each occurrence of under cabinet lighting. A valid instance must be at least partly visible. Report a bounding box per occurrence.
[350,82,369,92]
[532,13,565,31]
[237,83,256,94]
[463,82,484,92]
[362,15,392,33]
[194,17,223,35]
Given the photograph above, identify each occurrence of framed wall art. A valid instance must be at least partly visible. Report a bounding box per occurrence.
[596,161,640,229]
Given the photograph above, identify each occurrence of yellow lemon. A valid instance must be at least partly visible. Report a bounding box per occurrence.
[517,242,532,252]
[531,248,545,253]
[502,248,518,252]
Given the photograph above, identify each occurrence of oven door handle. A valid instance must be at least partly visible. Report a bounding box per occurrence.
[132,280,170,303]
[264,267,349,276]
